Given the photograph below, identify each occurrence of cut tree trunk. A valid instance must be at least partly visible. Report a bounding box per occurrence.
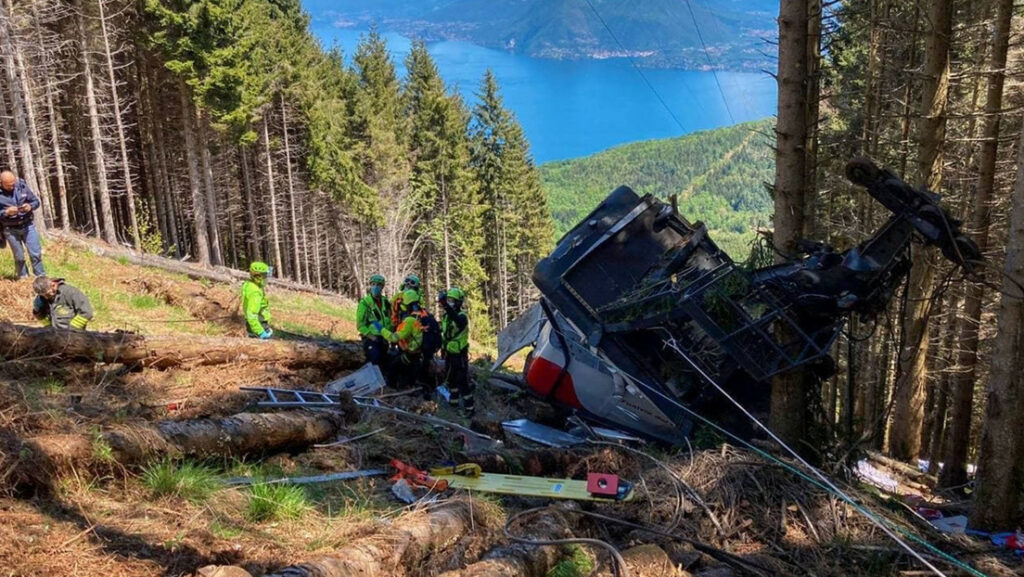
[0,323,363,370]
[4,411,350,490]
[261,500,480,577]
[438,508,572,577]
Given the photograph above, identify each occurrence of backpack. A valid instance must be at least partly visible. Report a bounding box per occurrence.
[419,310,442,354]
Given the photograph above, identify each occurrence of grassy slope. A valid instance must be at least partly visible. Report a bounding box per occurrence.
[0,237,359,339]
[540,119,774,259]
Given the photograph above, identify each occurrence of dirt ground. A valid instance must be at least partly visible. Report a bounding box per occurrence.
[0,240,1021,576]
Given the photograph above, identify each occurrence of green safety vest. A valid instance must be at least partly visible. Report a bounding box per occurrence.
[441,311,469,354]
[357,294,392,337]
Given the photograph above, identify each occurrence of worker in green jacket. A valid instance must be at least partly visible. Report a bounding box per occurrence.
[242,261,273,339]
[439,287,472,413]
[390,273,423,327]
[32,276,93,330]
[357,273,392,365]
[381,289,424,390]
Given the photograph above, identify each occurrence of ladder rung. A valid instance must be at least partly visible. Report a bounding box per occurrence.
[268,390,278,403]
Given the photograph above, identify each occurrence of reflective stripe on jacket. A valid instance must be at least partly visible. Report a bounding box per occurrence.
[33,281,93,330]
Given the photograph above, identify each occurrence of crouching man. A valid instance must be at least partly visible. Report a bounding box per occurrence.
[33,276,93,330]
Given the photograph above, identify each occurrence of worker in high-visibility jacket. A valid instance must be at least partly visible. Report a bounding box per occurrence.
[440,287,472,413]
[381,288,423,390]
[242,261,273,338]
[357,273,392,365]
[32,276,93,330]
[390,273,422,327]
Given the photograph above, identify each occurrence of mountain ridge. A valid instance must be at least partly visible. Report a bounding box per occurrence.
[303,0,778,71]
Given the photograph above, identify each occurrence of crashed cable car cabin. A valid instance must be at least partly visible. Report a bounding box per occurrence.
[515,159,980,445]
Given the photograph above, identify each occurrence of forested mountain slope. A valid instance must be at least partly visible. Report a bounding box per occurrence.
[0,0,551,340]
[540,119,773,257]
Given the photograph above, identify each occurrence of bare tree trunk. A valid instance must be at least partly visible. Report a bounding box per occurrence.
[197,112,223,264]
[0,92,17,175]
[97,0,139,248]
[1,0,42,208]
[888,0,952,462]
[970,124,1024,531]
[939,0,1013,490]
[312,196,323,287]
[770,0,812,447]
[280,96,302,282]
[179,87,211,265]
[263,116,284,272]
[239,145,259,261]
[78,6,117,243]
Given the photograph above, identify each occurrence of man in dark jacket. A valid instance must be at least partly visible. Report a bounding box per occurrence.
[0,170,45,278]
[32,276,93,330]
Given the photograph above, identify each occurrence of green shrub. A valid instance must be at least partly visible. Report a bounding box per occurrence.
[141,459,220,503]
[246,483,308,522]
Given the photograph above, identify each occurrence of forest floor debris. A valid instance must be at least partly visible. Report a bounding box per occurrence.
[0,240,1022,576]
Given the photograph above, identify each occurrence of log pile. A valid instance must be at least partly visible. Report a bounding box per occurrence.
[0,323,363,369]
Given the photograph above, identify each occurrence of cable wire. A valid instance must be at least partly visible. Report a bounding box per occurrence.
[681,0,735,123]
[580,0,692,133]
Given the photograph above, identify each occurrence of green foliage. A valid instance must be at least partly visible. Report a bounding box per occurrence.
[546,545,595,577]
[540,119,774,259]
[91,432,115,463]
[141,459,221,503]
[130,295,161,310]
[246,482,309,522]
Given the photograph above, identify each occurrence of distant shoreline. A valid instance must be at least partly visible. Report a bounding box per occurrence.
[324,20,774,73]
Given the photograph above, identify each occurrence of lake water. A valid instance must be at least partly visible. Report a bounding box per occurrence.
[311,25,777,163]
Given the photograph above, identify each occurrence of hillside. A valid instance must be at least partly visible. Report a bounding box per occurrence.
[1,235,1004,577]
[304,0,777,71]
[540,119,774,259]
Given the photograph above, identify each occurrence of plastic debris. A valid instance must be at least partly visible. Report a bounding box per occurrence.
[502,419,586,448]
[325,363,386,397]
[390,478,416,503]
[854,459,899,492]
[930,515,968,534]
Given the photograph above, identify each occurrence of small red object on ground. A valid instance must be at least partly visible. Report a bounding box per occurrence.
[586,473,620,497]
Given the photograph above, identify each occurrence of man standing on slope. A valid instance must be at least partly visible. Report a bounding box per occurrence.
[32,276,93,330]
[242,261,273,339]
[440,287,472,413]
[0,170,45,278]
[357,273,392,365]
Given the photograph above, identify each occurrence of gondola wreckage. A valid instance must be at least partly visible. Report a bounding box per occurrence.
[246,158,982,502]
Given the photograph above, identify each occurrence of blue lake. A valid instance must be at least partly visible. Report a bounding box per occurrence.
[311,25,777,163]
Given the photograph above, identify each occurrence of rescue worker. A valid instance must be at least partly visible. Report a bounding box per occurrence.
[390,273,423,327]
[0,170,45,278]
[439,287,472,413]
[357,274,392,365]
[242,261,273,338]
[416,303,442,397]
[32,276,93,330]
[381,289,424,391]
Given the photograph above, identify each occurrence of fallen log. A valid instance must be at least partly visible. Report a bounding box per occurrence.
[0,323,363,369]
[48,230,348,300]
[261,500,480,577]
[5,410,351,490]
[438,506,573,577]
